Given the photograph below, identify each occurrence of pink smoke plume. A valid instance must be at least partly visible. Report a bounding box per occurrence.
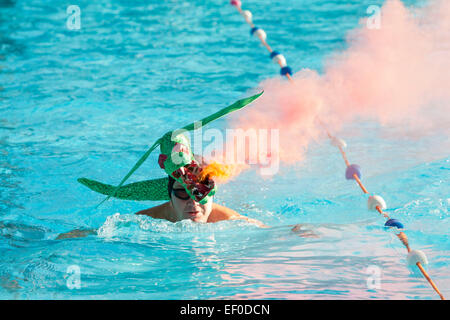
[227,0,450,166]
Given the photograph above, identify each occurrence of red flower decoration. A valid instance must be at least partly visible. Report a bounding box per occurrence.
[158,154,168,169]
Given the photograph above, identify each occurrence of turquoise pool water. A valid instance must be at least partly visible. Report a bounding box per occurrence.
[1,0,449,299]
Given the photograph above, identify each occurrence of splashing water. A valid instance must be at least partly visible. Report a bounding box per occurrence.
[1,0,449,300]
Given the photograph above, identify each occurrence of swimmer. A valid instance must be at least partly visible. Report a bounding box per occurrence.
[58,93,267,239]
[57,175,266,240]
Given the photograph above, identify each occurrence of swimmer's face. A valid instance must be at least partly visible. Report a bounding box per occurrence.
[170,181,213,223]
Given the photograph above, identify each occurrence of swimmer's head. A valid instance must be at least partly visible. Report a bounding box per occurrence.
[159,133,216,204]
[168,176,213,223]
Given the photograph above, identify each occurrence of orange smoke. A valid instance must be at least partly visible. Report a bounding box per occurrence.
[228,0,450,166]
[198,162,247,183]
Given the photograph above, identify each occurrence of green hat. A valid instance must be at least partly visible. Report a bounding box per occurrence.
[78,91,263,206]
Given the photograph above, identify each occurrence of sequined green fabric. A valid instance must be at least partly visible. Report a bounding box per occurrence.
[78,177,170,201]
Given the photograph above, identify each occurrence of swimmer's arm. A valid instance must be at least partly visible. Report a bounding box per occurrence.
[232,215,269,228]
[56,228,97,240]
[210,203,269,228]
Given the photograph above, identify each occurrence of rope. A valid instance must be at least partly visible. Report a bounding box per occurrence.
[230,0,445,300]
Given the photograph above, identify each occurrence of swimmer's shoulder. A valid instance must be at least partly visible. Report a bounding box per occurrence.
[135,202,172,221]
[210,203,269,228]
[208,203,241,222]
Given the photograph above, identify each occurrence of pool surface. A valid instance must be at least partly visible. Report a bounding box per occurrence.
[0,0,449,299]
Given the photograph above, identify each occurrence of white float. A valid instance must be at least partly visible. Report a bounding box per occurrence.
[253,28,267,41]
[242,10,252,24]
[272,54,287,67]
[368,195,387,211]
[407,250,428,267]
[331,136,347,149]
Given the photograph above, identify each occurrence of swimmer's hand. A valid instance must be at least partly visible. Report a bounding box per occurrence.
[230,215,269,228]
[209,203,269,227]
[291,224,319,238]
[56,228,97,240]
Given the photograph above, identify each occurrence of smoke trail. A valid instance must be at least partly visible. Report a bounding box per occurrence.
[228,0,450,166]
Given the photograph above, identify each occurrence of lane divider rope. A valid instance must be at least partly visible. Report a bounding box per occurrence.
[230,0,445,300]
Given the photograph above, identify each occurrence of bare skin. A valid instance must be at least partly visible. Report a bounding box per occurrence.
[136,201,265,225]
[56,181,267,239]
[56,228,97,240]
[136,181,267,227]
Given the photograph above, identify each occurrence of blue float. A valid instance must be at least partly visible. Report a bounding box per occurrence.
[270,51,280,59]
[345,164,361,180]
[280,66,292,76]
[250,27,259,35]
[385,219,404,229]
